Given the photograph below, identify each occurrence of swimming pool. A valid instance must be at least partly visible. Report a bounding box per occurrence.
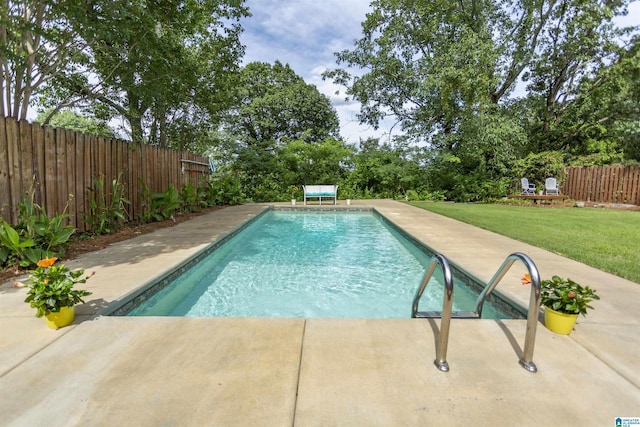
[117,208,521,319]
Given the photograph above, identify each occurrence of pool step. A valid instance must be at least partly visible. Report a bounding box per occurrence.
[414,311,479,319]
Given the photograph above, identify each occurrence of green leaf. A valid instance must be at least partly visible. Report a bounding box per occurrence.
[2,223,20,247]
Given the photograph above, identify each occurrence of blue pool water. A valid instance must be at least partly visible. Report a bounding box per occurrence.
[125,210,511,318]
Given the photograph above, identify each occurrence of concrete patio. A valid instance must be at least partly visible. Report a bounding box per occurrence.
[1,200,638,426]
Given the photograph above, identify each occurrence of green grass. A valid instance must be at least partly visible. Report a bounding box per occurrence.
[409,202,640,284]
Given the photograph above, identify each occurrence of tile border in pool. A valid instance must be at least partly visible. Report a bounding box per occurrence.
[107,206,525,319]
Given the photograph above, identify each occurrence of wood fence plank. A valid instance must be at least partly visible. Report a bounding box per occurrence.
[619,166,628,204]
[562,167,572,198]
[630,166,638,205]
[125,143,132,220]
[572,167,581,200]
[628,166,640,205]
[582,167,590,201]
[602,166,610,202]
[144,145,151,192]
[66,129,77,229]
[139,144,146,196]
[577,167,586,201]
[615,166,624,203]
[19,121,35,200]
[83,133,92,231]
[631,166,640,205]
[621,167,627,204]
[0,117,11,221]
[103,138,109,187]
[155,147,160,191]
[167,149,172,190]
[31,124,45,207]
[92,135,101,230]
[145,148,151,204]
[96,136,105,180]
[604,166,612,202]
[110,139,119,216]
[5,118,20,223]
[595,166,603,202]
[42,126,57,219]
[77,133,87,231]
[603,166,612,203]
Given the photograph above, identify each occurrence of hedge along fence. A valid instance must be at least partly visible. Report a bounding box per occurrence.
[563,165,640,205]
[0,116,211,231]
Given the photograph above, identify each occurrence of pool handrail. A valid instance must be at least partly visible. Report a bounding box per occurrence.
[411,253,454,372]
[475,252,541,373]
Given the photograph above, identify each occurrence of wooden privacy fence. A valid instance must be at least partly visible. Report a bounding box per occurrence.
[0,117,211,231]
[563,165,639,205]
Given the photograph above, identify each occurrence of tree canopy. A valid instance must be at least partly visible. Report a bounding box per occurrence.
[217,61,345,201]
[322,0,639,200]
[3,0,638,204]
[2,0,249,145]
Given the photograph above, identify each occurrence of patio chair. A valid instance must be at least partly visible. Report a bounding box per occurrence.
[545,177,559,195]
[520,178,536,195]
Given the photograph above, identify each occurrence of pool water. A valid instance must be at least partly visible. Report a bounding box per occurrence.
[126,210,508,318]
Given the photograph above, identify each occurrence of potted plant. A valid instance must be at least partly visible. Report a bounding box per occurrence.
[340,183,355,205]
[522,273,600,334]
[289,185,299,205]
[24,257,93,329]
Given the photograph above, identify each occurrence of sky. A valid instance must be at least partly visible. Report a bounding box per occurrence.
[239,0,640,145]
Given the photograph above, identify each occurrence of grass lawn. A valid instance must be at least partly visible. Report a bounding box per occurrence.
[409,202,640,284]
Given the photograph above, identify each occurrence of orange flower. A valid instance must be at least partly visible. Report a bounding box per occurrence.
[521,273,531,285]
[37,257,58,268]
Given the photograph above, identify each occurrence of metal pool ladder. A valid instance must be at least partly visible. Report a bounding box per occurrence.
[412,252,541,373]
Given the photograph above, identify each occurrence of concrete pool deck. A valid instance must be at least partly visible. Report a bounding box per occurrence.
[0,200,638,426]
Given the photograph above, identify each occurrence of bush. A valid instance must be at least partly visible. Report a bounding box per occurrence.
[0,190,75,269]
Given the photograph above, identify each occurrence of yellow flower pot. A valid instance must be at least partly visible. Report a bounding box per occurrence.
[44,306,75,329]
[544,307,578,335]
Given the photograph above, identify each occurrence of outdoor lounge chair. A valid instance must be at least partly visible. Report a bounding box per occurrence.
[521,178,536,194]
[545,177,559,195]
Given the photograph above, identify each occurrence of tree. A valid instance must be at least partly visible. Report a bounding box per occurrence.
[524,0,632,144]
[35,110,115,138]
[221,61,343,201]
[530,35,640,163]
[0,1,87,120]
[349,138,426,198]
[324,0,637,199]
[326,0,634,143]
[1,0,248,146]
[224,61,340,147]
[39,0,249,145]
[279,138,353,187]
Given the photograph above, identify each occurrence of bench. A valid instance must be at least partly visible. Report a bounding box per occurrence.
[303,185,338,205]
[507,194,568,206]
